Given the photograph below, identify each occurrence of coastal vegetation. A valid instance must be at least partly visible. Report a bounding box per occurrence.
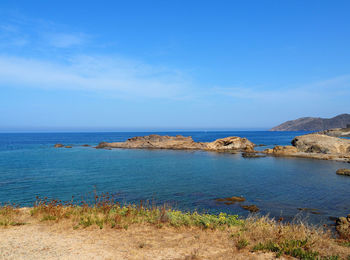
[1,194,349,259]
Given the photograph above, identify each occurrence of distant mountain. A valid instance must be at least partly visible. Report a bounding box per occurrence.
[270,114,350,131]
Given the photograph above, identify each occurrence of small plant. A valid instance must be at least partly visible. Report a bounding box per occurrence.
[0,204,23,226]
[253,239,320,259]
[339,241,350,247]
[236,238,249,250]
[253,241,280,253]
[41,215,57,221]
[138,242,146,248]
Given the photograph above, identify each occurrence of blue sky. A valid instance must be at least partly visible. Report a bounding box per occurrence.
[0,0,349,131]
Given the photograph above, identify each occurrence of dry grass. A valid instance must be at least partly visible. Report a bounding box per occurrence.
[1,195,350,260]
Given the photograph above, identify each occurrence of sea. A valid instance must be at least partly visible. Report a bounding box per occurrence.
[0,131,349,225]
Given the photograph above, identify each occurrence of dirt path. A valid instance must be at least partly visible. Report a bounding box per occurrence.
[0,223,286,259]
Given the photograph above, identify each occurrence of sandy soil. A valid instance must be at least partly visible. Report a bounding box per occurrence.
[0,223,289,260]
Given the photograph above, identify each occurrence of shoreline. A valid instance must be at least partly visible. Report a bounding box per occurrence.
[1,200,349,259]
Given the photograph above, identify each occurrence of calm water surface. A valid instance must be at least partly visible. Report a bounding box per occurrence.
[0,131,349,224]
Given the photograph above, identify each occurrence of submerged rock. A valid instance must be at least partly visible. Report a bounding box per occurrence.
[65,146,72,148]
[298,208,321,215]
[336,168,350,176]
[54,143,64,148]
[81,144,90,147]
[215,196,246,205]
[241,152,266,158]
[241,205,259,213]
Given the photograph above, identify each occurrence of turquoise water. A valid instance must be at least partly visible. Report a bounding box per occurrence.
[0,131,349,224]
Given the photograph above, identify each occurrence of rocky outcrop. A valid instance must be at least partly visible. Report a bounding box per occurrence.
[241,205,259,213]
[317,128,350,138]
[96,135,205,150]
[263,134,350,162]
[291,134,350,154]
[336,169,350,176]
[264,145,298,156]
[270,113,350,131]
[95,133,350,162]
[96,135,255,152]
[205,136,255,152]
[336,215,350,239]
[54,144,64,148]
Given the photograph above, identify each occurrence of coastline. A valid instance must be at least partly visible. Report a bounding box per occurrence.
[1,200,349,259]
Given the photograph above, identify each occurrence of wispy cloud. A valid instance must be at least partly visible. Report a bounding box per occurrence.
[0,24,18,33]
[212,75,350,101]
[46,33,87,48]
[0,11,349,106]
[0,14,89,50]
[0,54,192,99]
[0,13,194,100]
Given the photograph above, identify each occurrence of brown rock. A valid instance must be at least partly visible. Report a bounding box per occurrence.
[241,205,259,213]
[291,134,350,154]
[242,152,266,158]
[65,146,72,148]
[215,196,246,205]
[54,144,64,148]
[336,215,350,239]
[95,142,109,149]
[272,145,298,155]
[98,135,205,150]
[317,127,350,138]
[336,168,350,176]
[206,137,255,152]
[262,133,350,162]
[263,148,274,154]
[97,135,255,152]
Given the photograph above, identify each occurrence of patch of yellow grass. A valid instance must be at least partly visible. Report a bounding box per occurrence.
[1,196,349,259]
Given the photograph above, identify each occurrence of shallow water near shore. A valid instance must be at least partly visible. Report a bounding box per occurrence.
[0,131,349,225]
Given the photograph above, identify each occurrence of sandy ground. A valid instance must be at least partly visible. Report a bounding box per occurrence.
[0,223,290,260]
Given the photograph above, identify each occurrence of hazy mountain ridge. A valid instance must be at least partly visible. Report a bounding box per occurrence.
[270,114,350,131]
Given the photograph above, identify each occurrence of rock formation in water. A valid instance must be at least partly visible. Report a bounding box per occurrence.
[336,169,350,176]
[215,196,246,205]
[291,134,350,154]
[270,113,350,131]
[264,134,350,162]
[96,134,255,152]
[241,205,259,213]
[95,133,350,162]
